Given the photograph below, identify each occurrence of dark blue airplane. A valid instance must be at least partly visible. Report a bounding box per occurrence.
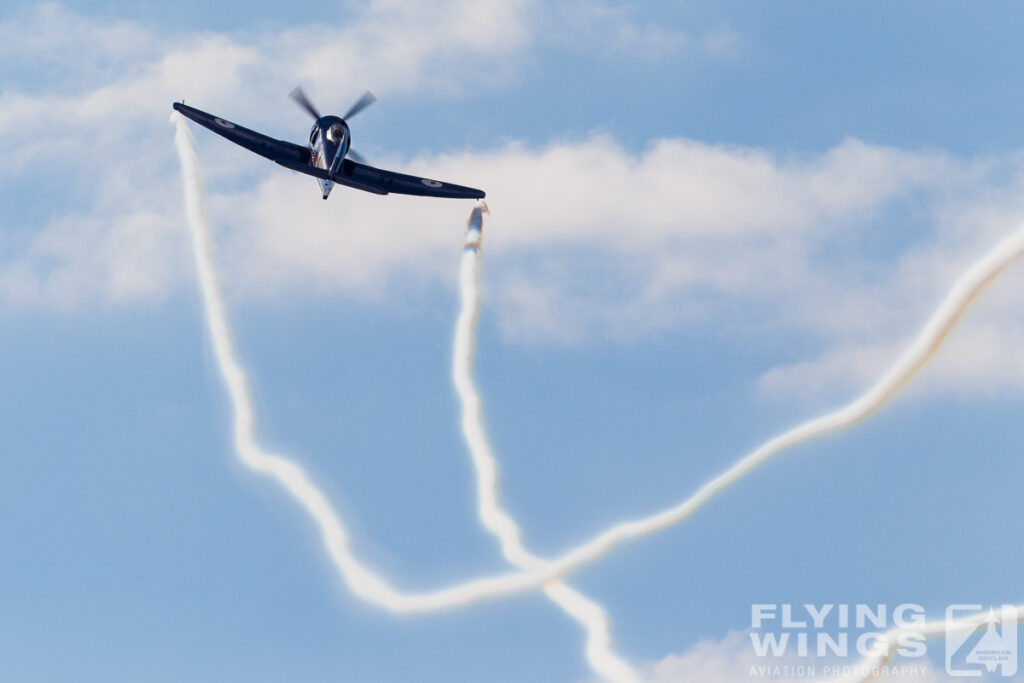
[173,88,485,201]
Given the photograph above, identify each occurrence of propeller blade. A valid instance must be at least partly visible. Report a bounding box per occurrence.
[342,91,376,120]
[289,86,321,119]
[346,148,368,164]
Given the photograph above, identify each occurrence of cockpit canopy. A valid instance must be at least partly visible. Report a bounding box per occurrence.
[326,123,347,143]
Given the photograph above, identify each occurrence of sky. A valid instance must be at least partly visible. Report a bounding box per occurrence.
[1,1,1024,681]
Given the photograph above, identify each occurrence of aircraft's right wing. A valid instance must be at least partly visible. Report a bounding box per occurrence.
[334,159,485,199]
[172,102,310,168]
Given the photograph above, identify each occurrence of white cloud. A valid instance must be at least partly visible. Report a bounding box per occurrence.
[208,135,1024,400]
[0,0,537,307]
[204,132,1024,407]
[645,632,812,683]
[0,3,159,86]
[755,178,1024,401]
[546,1,745,60]
[638,631,949,683]
[3,3,1024,400]
[205,136,955,307]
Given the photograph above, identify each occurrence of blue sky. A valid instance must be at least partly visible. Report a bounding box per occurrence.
[1,1,1023,681]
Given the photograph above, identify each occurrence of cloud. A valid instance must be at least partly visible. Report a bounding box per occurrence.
[0,3,160,87]
[545,1,745,60]
[207,136,952,302]
[755,179,1024,402]
[0,0,537,307]
[192,131,1024,406]
[3,3,1024,400]
[637,631,949,683]
[210,135,1024,401]
[645,631,820,683]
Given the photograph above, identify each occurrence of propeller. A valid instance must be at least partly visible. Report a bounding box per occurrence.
[342,91,376,120]
[289,86,321,120]
[346,148,368,164]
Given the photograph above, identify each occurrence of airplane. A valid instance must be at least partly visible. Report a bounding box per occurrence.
[172,88,485,201]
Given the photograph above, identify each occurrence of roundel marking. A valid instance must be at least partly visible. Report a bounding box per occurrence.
[214,117,236,129]
[420,178,443,188]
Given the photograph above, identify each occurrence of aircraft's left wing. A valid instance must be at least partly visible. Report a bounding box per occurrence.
[334,159,485,199]
[172,102,310,167]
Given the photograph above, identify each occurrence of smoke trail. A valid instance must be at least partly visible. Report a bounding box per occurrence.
[173,112,636,680]
[454,204,639,683]
[171,112,547,613]
[822,603,1023,683]
[174,110,1024,622]
[502,217,1024,588]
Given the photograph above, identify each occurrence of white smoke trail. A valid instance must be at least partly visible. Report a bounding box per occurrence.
[173,112,639,680]
[172,113,546,613]
[174,110,1024,626]
[502,216,1024,588]
[822,603,1023,683]
[454,205,639,683]
[172,112,638,681]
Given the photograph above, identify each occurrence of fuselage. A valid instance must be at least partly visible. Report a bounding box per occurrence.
[309,115,351,199]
